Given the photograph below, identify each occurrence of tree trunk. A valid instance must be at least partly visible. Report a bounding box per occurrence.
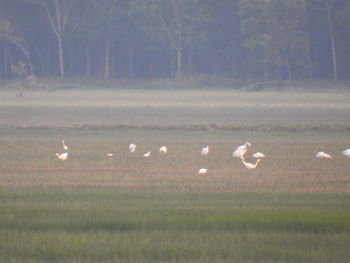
[104,39,110,79]
[176,47,182,78]
[325,0,337,81]
[128,47,134,79]
[23,49,34,76]
[34,44,45,76]
[277,65,282,80]
[149,51,154,78]
[85,45,91,78]
[188,50,193,76]
[170,50,174,77]
[3,45,8,78]
[46,41,51,76]
[232,55,236,78]
[263,66,268,81]
[286,55,292,81]
[7,46,14,79]
[306,46,313,80]
[57,34,64,79]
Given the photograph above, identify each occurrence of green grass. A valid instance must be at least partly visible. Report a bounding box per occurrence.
[0,190,349,262]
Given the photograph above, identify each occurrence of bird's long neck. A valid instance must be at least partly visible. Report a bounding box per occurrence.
[253,159,260,167]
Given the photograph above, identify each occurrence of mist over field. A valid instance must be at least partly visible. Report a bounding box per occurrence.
[1,85,350,129]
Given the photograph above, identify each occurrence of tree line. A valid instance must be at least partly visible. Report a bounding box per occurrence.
[0,0,349,81]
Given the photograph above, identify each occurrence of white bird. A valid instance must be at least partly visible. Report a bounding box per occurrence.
[233,142,251,158]
[56,152,68,160]
[252,152,265,158]
[198,168,208,174]
[107,153,114,157]
[62,140,68,151]
[159,146,167,154]
[342,149,350,157]
[143,151,151,158]
[201,146,209,156]
[316,152,332,159]
[241,157,261,169]
[129,143,136,153]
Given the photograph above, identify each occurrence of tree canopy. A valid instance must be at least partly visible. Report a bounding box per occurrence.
[0,0,349,80]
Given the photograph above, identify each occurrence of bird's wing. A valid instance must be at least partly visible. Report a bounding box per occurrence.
[233,145,245,156]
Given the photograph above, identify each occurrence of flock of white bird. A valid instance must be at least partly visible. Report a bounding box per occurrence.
[54,140,269,174]
[316,149,350,159]
[55,140,350,174]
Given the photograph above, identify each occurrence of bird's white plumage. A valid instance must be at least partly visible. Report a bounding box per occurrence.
[201,146,209,156]
[241,157,260,169]
[62,140,68,151]
[252,152,265,158]
[143,151,151,158]
[233,142,251,158]
[159,146,167,154]
[342,149,350,157]
[107,153,114,157]
[316,152,332,159]
[198,168,207,174]
[129,143,136,153]
[56,152,68,160]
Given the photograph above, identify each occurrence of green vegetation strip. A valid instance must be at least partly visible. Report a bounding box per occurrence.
[0,190,349,262]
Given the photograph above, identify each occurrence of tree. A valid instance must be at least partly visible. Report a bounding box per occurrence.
[0,20,33,77]
[336,1,350,78]
[314,0,348,80]
[313,0,337,80]
[68,0,100,78]
[133,0,209,77]
[0,0,349,80]
[83,0,122,79]
[31,0,76,79]
[239,0,308,80]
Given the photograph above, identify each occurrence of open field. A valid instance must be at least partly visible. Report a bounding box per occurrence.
[0,88,349,192]
[0,88,350,129]
[0,88,350,262]
[0,191,350,262]
[0,128,349,193]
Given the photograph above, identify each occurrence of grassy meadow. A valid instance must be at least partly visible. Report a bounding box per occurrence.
[1,191,350,262]
[0,86,350,262]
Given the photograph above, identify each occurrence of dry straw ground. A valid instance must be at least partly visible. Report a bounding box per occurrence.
[0,88,349,193]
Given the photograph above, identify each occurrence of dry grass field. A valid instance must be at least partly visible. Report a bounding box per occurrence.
[0,88,349,193]
[0,87,350,262]
[0,128,349,193]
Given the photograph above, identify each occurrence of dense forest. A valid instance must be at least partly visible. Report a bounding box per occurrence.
[0,0,349,81]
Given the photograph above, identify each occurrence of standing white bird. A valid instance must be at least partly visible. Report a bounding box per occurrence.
[62,140,68,151]
[129,143,136,153]
[143,151,151,158]
[233,142,251,158]
[159,146,167,154]
[56,152,68,160]
[201,146,209,156]
[198,168,208,174]
[107,153,114,157]
[342,149,350,157]
[241,157,260,169]
[316,152,332,159]
[252,152,265,158]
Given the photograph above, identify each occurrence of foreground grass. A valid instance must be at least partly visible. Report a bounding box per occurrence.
[0,190,349,262]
